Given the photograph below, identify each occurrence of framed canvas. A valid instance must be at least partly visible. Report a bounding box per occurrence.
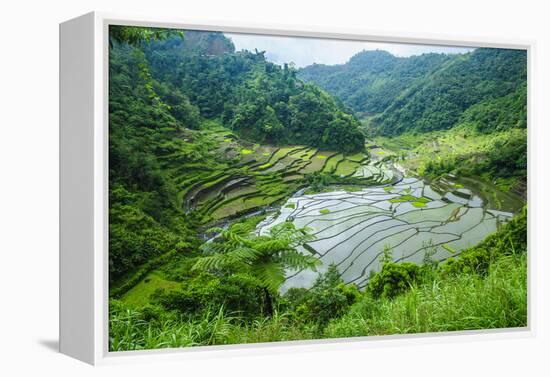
[60,11,533,365]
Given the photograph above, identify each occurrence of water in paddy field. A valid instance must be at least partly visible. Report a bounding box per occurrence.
[256,175,524,292]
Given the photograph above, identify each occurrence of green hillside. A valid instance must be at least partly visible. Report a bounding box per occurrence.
[299,48,527,136]
[298,50,452,117]
[143,32,365,152]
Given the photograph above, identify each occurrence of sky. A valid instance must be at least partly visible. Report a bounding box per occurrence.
[226,32,474,68]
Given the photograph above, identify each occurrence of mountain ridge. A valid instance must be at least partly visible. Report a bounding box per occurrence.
[298,48,526,136]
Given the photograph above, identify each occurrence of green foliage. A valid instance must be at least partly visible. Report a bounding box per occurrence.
[411,201,427,208]
[143,34,365,152]
[379,125,527,193]
[325,252,527,337]
[367,261,421,299]
[460,84,527,133]
[306,172,331,192]
[110,208,527,351]
[304,170,370,194]
[372,48,527,136]
[107,25,528,351]
[300,48,526,137]
[108,28,368,286]
[109,25,183,48]
[299,50,452,116]
[475,130,527,180]
[110,251,526,350]
[108,32,204,287]
[283,266,360,328]
[389,194,431,204]
[109,300,318,351]
[286,85,365,152]
[154,273,265,319]
[109,185,191,284]
[420,128,527,185]
[193,221,320,293]
[110,250,180,299]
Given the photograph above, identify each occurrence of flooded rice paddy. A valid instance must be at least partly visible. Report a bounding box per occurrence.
[257,175,523,292]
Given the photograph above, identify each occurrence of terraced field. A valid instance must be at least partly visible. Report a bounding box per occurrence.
[170,125,396,224]
[166,126,521,296]
[257,176,520,292]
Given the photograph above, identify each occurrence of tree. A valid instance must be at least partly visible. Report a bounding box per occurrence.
[109,25,183,48]
[192,222,321,316]
[284,265,360,327]
[367,246,421,299]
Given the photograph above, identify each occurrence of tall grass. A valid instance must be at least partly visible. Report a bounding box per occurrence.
[110,253,526,351]
[324,253,527,338]
[110,307,319,351]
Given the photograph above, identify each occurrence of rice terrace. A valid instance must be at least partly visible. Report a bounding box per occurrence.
[108,26,528,351]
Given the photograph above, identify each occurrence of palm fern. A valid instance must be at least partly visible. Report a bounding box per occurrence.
[193,222,320,295]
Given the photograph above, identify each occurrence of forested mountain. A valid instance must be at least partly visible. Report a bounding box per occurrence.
[142,31,365,152]
[108,29,366,283]
[299,48,527,136]
[298,50,453,117]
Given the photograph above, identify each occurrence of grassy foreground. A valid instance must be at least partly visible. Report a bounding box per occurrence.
[109,209,527,351]
[324,254,526,337]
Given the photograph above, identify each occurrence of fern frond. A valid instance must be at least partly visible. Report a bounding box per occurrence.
[227,246,262,263]
[192,253,230,271]
[228,222,254,235]
[254,239,288,253]
[224,230,251,246]
[253,262,285,292]
[277,249,321,270]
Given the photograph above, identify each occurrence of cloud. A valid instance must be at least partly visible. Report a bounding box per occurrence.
[226,32,474,67]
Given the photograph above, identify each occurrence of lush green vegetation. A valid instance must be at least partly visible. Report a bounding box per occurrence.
[300,48,527,136]
[370,49,526,136]
[108,25,528,352]
[143,31,365,152]
[301,48,527,194]
[375,126,527,195]
[110,209,527,350]
[108,26,376,287]
[109,35,200,284]
[299,50,452,117]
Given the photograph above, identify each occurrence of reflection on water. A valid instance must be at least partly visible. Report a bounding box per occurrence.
[257,175,522,292]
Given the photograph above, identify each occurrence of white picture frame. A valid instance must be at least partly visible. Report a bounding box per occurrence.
[59,11,535,365]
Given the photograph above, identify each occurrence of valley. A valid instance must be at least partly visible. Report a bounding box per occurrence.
[107,26,528,351]
[117,124,524,310]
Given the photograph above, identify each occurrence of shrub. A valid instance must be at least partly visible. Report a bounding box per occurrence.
[284,265,360,327]
[155,273,265,319]
[367,262,421,299]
